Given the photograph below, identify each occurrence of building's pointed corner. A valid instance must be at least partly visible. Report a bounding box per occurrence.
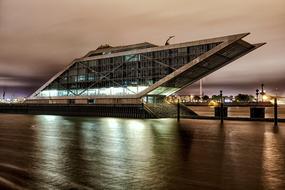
[231,32,251,41]
[254,42,266,48]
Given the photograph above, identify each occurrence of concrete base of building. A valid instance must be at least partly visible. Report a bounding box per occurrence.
[0,104,155,118]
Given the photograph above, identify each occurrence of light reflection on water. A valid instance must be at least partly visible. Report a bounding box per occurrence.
[0,114,285,189]
[189,105,285,118]
[263,127,285,190]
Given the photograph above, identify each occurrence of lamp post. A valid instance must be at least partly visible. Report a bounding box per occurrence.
[261,83,265,102]
[256,89,259,103]
[274,97,278,127]
[177,99,180,122]
[220,90,224,124]
[274,88,278,127]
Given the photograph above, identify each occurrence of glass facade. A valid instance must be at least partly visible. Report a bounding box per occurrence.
[36,43,220,97]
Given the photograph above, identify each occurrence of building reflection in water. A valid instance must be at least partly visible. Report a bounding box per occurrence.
[262,126,285,190]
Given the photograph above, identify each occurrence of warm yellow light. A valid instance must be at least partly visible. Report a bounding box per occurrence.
[208,100,218,106]
[263,95,268,101]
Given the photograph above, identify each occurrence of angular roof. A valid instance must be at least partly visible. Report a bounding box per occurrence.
[84,42,157,57]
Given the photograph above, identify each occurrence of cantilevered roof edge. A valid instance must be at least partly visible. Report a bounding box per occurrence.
[79,33,251,62]
[134,33,253,98]
[173,42,266,95]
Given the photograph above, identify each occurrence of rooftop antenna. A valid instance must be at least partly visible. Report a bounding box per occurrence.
[165,36,175,45]
[2,89,6,100]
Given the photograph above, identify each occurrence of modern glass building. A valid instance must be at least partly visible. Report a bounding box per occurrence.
[28,33,264,104]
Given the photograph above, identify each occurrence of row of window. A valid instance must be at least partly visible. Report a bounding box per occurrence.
[41,43,220,94]
[74,43,219,69]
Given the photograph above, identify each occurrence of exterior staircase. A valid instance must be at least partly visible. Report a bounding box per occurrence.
[144,103,198,118]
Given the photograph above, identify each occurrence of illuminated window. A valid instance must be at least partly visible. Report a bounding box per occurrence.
[78,75,86,81]
[124,54,140,62]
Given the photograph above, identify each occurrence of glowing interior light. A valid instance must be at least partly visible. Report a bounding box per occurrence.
[38,86,149,97]
[147,87,180,96]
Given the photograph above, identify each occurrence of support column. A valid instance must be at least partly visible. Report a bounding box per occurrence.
[177,99,180,122]
[220,90,224,125]
[274,97,278,127]
[250,107,265,119]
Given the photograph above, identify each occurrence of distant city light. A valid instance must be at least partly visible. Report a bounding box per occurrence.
[0,97,26,103]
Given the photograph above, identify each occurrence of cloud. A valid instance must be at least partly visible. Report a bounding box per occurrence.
[0,0,285,96]
[0,77,31,87]
[0,74,43,87]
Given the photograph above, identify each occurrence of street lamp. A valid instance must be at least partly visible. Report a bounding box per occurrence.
[261,83,265,102]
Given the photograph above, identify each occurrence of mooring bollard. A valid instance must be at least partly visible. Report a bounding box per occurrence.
[274,97,278,127]
[177,100,180,122]
[220,90,224,124]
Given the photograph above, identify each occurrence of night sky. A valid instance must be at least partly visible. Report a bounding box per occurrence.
[0,0,284,98]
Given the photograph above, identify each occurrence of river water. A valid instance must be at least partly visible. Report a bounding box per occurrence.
[0,114,285,190]
[189,105,285,118]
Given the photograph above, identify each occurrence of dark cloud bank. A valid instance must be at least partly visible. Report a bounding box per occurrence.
[0,0,284,98]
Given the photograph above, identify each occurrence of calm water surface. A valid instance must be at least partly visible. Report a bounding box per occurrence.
[0,114,285,190]
[189,105,285,118]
